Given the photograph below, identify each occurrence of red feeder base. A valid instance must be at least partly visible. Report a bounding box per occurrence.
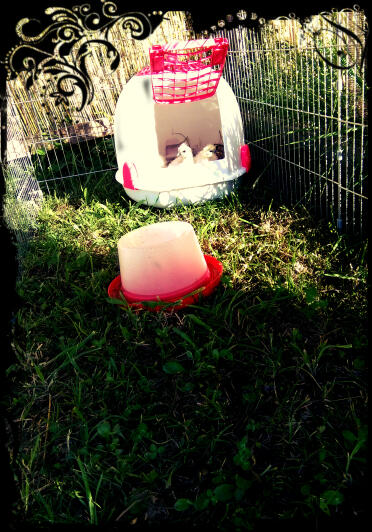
[107,255,223,312]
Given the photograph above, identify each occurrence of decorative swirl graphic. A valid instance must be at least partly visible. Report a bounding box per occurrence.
[4,1,163,110]
[188,7,367,72]
[302,7,368,71]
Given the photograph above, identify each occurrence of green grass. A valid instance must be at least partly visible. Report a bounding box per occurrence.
[5,168,368,530]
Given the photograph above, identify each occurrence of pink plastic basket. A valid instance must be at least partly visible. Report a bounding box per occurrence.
[148,38,229,104]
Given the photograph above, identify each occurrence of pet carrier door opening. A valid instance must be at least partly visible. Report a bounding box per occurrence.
[154,94,224,166]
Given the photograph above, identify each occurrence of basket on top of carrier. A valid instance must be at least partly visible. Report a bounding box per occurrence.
[113,37,251,208]
[149,38,229,104]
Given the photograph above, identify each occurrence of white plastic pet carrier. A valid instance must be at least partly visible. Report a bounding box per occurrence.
[113,38,251,208]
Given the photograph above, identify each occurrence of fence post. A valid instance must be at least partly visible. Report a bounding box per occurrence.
[0,71,7,169]
[336,17,344,232]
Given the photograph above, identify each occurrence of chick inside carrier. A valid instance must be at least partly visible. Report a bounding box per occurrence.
[113,38,251,208]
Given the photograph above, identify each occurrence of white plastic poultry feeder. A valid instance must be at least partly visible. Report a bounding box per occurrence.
[113,38,251,208]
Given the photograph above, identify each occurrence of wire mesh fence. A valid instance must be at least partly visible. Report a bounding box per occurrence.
[2,8,368,247]
[216,9,368,235]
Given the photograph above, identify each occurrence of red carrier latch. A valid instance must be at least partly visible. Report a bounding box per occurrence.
[240,144,251,173]
[123,162,138,190]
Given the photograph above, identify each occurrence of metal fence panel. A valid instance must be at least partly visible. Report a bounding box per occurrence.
[217,9,367,234]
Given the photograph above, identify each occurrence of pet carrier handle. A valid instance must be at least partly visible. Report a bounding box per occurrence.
[149,39,229,104]
[149,39,229,73]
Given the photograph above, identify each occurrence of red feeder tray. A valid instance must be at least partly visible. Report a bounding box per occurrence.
[107,255,223,312]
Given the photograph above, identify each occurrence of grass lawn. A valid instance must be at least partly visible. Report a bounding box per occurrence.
[4,163,368,529]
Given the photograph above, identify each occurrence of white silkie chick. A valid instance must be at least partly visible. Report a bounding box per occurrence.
[168,142,194,167]
[193,144,218,164]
